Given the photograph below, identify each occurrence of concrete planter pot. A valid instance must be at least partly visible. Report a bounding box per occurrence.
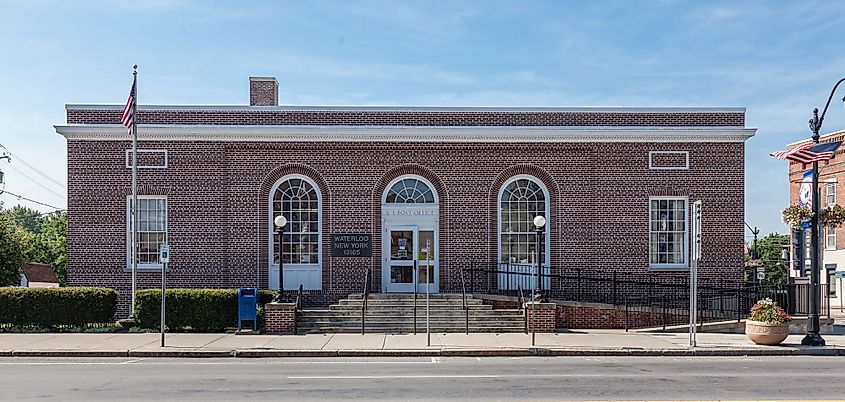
[745,320,789,346]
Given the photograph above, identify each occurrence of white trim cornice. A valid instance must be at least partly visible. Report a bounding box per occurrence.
[54,124,757,143]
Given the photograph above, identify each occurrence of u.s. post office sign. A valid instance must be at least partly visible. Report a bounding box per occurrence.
[331,234,372,257]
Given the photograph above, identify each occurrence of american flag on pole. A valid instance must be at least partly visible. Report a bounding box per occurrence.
[120,78,136,133]
[771,141,842,163]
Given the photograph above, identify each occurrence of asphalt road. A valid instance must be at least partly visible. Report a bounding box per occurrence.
[1,356,843,401]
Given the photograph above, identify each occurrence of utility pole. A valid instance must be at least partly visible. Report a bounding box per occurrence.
[744,222,760,259]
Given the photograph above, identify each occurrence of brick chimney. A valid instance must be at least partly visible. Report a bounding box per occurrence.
[249,76,279,106]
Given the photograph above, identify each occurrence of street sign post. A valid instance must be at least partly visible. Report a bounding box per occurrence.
[159,243,169,347]
[690,201,702,347]
[425,239,431,347]
[836,271,845,312]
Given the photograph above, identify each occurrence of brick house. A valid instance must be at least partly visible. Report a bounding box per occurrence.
[787,130,845,302]
[55,76,755,316]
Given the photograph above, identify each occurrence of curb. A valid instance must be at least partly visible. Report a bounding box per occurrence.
[11,350,130,357]
[1,348,842,358]
[127,350,234,358]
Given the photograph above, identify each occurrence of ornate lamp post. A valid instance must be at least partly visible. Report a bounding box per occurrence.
[802,77,845,346]
[273,214,288,303]
[531,215,546,345]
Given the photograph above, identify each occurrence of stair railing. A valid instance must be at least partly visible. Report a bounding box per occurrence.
[518,283,527,334]
[294,284,304,334]
[460,267,469,334]
[361,268,371,335]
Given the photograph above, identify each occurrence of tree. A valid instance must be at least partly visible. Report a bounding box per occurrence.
[0,214,33,286]
[745,233,789,286]
[0,206,67,286]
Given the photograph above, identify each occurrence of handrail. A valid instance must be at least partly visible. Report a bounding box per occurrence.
[460,267,469,334]
[467,262,811,330]
[361,268,371,335]
[517,283,527,334]
[294,284,304,334]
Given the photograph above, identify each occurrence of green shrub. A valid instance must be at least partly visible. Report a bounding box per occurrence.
[0,287,116,327]
[135,288,277,331]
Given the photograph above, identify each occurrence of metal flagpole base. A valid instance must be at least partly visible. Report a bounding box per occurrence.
[801,333,826,346]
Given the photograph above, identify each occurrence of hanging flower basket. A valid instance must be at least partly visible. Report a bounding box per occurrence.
[782,204,845,229]
[821,204,845,228]
[782,205,813,229]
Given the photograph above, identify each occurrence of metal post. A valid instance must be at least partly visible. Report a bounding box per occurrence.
[130,65,138,319]
[278,226,284,301]
[801,79,845,345]
[160,260,166,347]
[426,248,431,347]
[413,259,418,335]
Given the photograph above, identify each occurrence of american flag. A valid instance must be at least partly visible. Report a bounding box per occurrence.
[120,79,136,133]
[771,141,842,163]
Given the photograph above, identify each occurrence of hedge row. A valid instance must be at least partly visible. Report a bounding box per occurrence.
[135,289,276,331]
[0,287,117,327]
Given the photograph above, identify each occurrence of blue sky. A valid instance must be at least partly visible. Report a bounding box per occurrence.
[1,0,845,239]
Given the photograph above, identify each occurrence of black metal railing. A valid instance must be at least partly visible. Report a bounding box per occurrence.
[460,267,469,334]
[466,262,832,330]
[294,284,304,334]
[361,268,371,335]
[517,283,527,334]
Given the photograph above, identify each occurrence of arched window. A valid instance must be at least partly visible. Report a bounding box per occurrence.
[272,176,320,265]
[385,177,435,203]
[499,176,549,266]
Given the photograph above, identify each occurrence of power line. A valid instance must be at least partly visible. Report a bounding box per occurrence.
[0,190,63,210]
[2,163,66,200]
[0,143,67,189]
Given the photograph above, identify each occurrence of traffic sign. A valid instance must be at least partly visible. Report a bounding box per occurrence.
[159,244,170,264]
[835,271,845,279]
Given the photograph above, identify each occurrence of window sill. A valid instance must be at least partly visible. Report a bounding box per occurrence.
[124,265,165,272]
[648,265,689,272]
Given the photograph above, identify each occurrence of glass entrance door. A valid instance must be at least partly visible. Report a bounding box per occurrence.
[384,226,438,293]
[387,227,415,293]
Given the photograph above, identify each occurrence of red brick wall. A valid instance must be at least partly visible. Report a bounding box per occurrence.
[525,303,555,332]
[66,134,745,316]
[66,108,744,127]
[264,303,295,334]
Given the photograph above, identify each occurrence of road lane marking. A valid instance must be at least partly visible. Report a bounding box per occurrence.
[288,375,501,379]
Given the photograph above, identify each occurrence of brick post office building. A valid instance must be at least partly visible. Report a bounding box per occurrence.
[56,76,755,316]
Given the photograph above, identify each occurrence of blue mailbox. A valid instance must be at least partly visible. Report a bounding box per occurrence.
[237,287,258,330]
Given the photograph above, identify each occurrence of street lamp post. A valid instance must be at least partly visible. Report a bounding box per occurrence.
[273,215,288,303]
[802,77,845,347]
[532,215,546,346]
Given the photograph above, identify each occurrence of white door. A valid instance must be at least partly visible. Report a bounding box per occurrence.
[383,226,439,293]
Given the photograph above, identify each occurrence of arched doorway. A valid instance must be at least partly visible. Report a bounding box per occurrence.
[381,176,439,293]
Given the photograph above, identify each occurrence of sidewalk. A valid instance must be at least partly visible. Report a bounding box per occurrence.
[1,329,844,358]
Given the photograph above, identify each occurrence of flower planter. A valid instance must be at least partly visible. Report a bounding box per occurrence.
[745,320,789,346]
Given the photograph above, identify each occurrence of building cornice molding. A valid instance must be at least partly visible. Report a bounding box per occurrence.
[65,104,747,114]
[54,124,757,143]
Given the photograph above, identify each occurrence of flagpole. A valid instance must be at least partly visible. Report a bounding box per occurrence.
[130,64,139,319]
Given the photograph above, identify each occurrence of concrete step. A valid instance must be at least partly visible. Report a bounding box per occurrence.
[296,326,527,334]
[304,309,522,317]
[337,298,487,306]
[299,293,526,334]
[347,293,471,299]
[329,303,493,313]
